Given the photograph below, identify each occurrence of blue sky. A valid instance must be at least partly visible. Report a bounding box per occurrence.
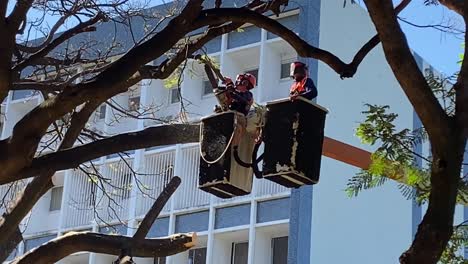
[13,0,465,76]
[397,1,464,76]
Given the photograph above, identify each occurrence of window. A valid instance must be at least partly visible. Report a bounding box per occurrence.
[98,104,106,119]
[281,62,291,79]
[12,90,33,101]
[202,79,213,96]
[170,88,180,104]
[188,247,207,264]
[154,257,166,264]
[49,186,63,211]
[232,242,248,264]
[272,236,288,264]
[24,234,57,252]
[245,69,259,85]
[129,96,140,111]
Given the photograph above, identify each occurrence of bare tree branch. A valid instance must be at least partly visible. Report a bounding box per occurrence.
[115,176,181,263]
[14,12,107,71]
[13,232,196,264]
[0,100,101,260]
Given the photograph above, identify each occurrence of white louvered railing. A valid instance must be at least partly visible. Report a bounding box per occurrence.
[98,159,134,222]
[63,169,96,228]
[62,143,290,229]
[136,149,175,217]
[173,145,210,210]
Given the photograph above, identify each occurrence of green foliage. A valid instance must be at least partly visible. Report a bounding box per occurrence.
[424,69,457,116]
[350,103,468,262]
[356,104,426,163]
[439,225,468,264]
[163,66,182,89]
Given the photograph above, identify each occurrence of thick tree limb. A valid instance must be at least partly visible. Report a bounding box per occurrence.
[0,1,205,181]
[12,232,196,264]
[116,176,181,263]
[0,101,101,259]
[0,228,22,262]
[363,0,450,151]
[455,5,468,138]
[439,0,464,16]
[6,124,199,185]
[14,176,193,264]
[193,1,410,78]
[6,0,34,34]
[132,177,181,242]
[363,0,462,263]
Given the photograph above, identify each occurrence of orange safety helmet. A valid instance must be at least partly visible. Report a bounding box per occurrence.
[235,73,256,90]
[290,61,308,79]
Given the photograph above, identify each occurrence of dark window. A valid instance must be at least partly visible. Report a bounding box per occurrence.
[154,257,166,264]
[272,236,288,264]
[188,247,207,264]
[24,234,57,252]
[231,242,248,264]
[203,80,213,95]
[49,186,63,211]
[129,96,140,111]
[245,69,259,85]
[98,104,106,119]
[170,88,180,104]
[281,63,291,79]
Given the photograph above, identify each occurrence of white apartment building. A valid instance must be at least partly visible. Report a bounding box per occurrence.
[1,0,467,263]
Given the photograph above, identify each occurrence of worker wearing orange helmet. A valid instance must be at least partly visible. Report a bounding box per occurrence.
[289,61,318,100]
[221,73,256,115]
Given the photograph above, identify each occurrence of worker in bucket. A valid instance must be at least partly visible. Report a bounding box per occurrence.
[289,61,318,101]
[220,72,256,115]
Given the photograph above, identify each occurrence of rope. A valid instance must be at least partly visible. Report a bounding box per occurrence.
[199,114,238,164]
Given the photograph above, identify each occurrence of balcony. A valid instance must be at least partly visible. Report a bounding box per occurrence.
[61,143,290,230]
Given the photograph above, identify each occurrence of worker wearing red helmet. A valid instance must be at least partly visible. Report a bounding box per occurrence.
[289,61,318,100]
[222,73,256,115]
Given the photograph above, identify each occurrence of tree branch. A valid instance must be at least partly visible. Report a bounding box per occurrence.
[6,124,199,185]
[13,232,196,264]
[115,176,181,263]
[193,1,409,78]
[0,101,101,259]
[6,0,34,34]
[363,0,451,151]
[13,12,106,71]
[132,177,181,242]
[0,1,205,181]
[439,0,464,16]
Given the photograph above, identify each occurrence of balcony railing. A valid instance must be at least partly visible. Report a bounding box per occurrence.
[62,143,290,229]
[173,145,211,210]
[136,149,175,217]
[63,169,96,228]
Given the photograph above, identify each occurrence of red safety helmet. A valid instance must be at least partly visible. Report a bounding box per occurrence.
[290,61,308,79]
[235,73,256,90]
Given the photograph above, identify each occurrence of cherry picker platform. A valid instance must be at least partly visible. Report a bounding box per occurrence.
[198,97,328,198]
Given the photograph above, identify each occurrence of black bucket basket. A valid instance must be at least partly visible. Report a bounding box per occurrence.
[199,111,255,198]
[262,97,328,188]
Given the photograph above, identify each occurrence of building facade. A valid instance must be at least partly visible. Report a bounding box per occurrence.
[1,0,467,264]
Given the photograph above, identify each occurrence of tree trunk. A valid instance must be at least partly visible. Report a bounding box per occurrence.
[400,136,465,264]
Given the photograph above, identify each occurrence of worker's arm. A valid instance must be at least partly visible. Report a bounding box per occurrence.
[299,78,318,100]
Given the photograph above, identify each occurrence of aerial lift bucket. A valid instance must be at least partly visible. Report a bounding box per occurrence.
[199,111,255,198]
[261,97,328,188]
